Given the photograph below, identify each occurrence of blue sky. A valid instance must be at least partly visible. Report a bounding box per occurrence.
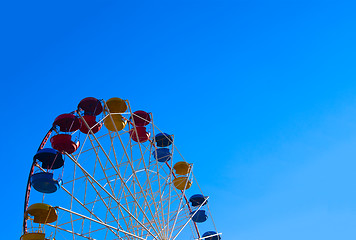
[1,0,356,239]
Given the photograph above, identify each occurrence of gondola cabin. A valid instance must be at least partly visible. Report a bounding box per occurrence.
[50,134,79,154]
[173,161,191,175]
[155,133,173,147]
[20,232,46,240]
[31,172,62,194]
[105,97,127,113]
[79,115,102,134]
[129,126,150,143]
[104,114,127,131]
[202,231,221,240]
[190,210,208,223]
[131,110,151,126]
[53,114,80,132]
[78,97,103,116]
[34,148,63,170]
[25,203,58,224]
[189,194,208,207]
[173,177,192,190]
[152,148,171,163]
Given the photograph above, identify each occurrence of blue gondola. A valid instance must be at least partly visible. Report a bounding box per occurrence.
[190,210,208,223]
[31,172,62,194]
[202,231,221,240]
[152,148,171,163]
[34,148,64,170]
[189,194,208,206]
[155,133,173,147]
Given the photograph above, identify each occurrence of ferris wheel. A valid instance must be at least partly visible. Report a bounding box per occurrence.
[21,97,222,240]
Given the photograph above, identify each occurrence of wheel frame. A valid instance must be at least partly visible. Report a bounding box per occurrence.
[22,98,219,240]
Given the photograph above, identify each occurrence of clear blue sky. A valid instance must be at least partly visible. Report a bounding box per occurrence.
[1,0,356,239]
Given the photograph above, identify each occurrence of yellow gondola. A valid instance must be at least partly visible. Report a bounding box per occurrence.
[173,161,191,175]
[104,114,127,131]
[173,177,192,190]
[25,203,57,224]
[105,98,127,113]
[20,233,55,240]
[20,233,45,240]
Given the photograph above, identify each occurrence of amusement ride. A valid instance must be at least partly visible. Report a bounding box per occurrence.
[21,97,222,240]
